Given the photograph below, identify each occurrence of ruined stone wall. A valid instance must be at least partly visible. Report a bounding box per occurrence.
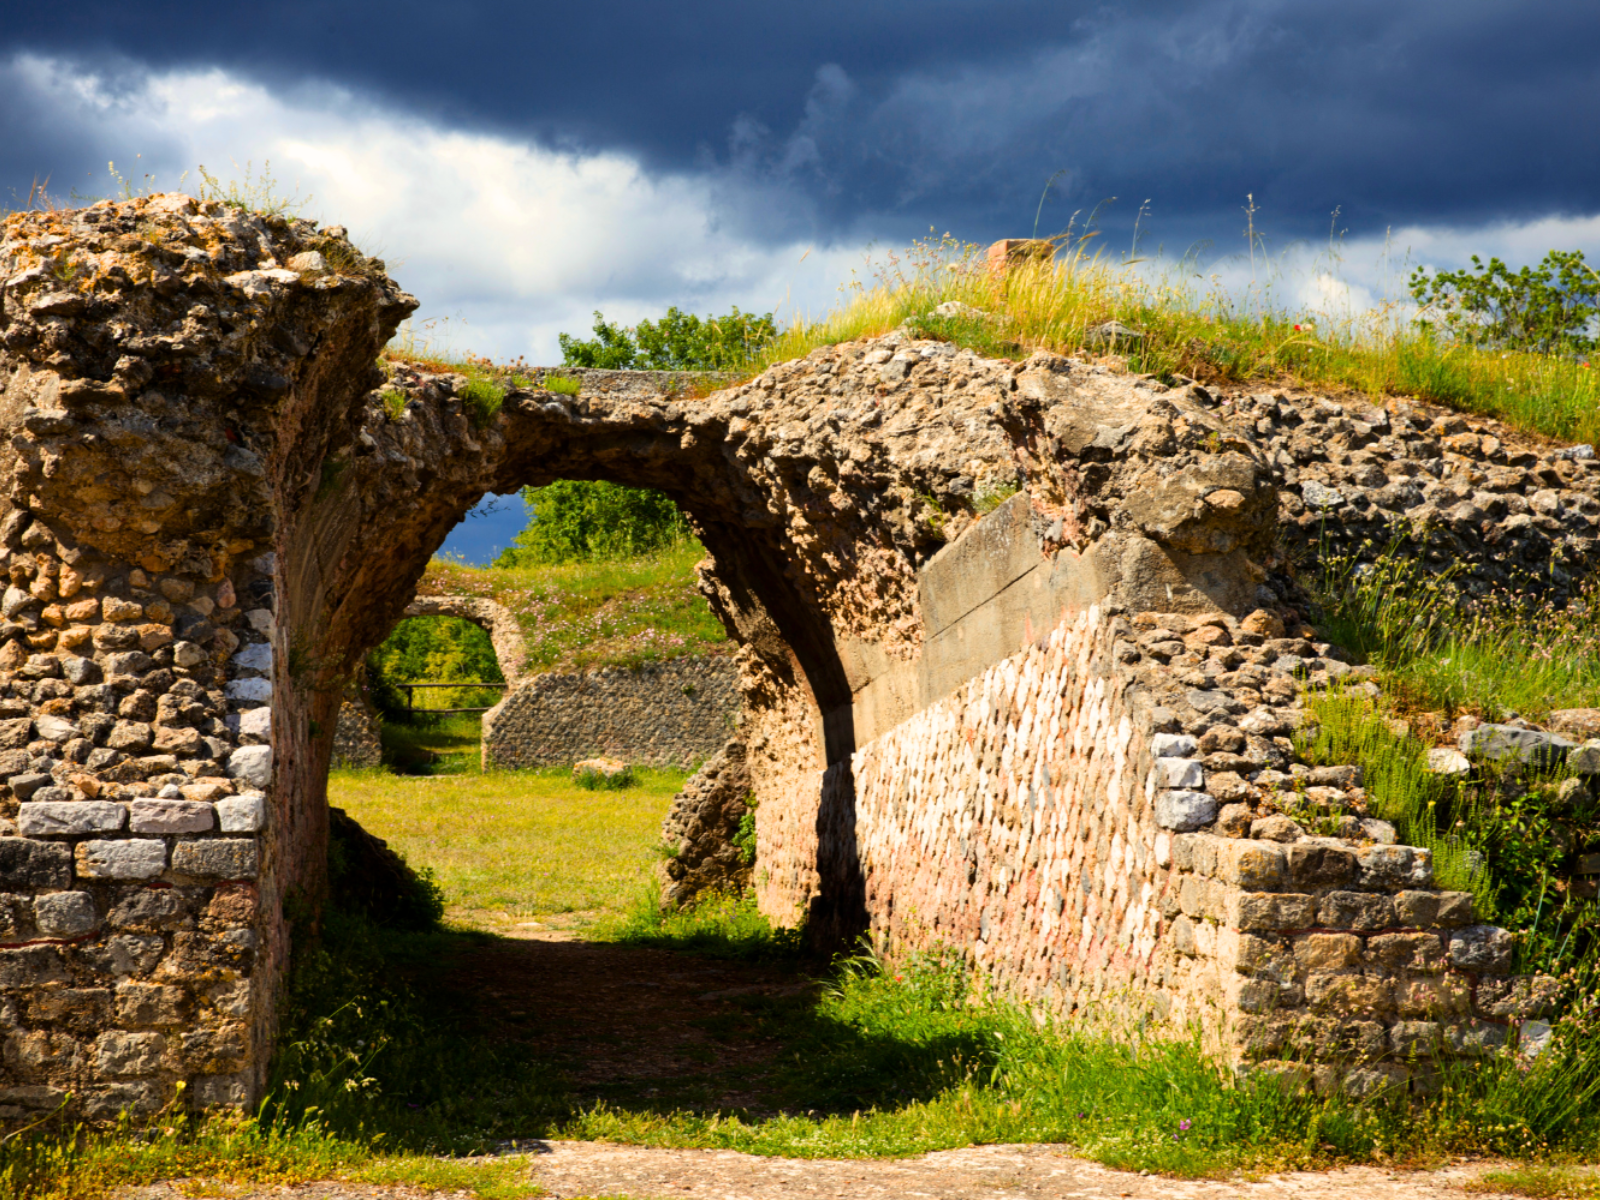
[0,195,415,1122]
[2,195,1588,1121]
[483,655,738,769]
[846,600,1543,1090]
[329,699,381,768]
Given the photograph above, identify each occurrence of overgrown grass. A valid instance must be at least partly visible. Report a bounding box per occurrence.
[422,546,730,673]
[1298,692,1492,910]
[329,761,684,926]
[1313,543,1600,721]
[1472,1163,1600,1197]
[597,886,806,964]
[564,937,1600,1170]
[0,1109,540,1200]
[383,230,1600,453]
[1302,545,1600,978]
[746,235,1600,447]
[378,711,486,774]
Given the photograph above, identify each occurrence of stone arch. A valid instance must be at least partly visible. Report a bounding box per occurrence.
[399,594,528,686]
[0,196,1532,1121]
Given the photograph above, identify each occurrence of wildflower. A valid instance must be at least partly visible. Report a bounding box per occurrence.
[1179,1119,1192,1132]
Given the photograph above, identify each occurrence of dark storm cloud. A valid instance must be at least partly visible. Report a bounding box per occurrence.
[3,0,1597,249]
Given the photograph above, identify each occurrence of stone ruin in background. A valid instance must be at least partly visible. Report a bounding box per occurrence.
[1,196,1599,1120]
[329,590,742,771]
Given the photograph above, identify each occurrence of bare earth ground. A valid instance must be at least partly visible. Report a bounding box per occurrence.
[116,1143,1522,1200]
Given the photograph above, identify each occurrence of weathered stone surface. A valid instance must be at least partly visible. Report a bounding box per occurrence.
[170,839,259,880]
[658,740,753,906]
[129,800,214,834]
[1156,789,1218,831]
[227,746,272,788]
[94,1031,167,1077]
[1318,891,1395,931]
[1448,925,1515,973]
[0,839,73,889]
[17,802,126,837]
[215,794,267,833]
[115,982,189,1026]
[1460,723,1573,768]
[34,891,96,937]
[1154,756,1204,789]
[75,840,168,880]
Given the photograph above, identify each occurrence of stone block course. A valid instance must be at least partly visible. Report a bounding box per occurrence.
[17,802,126,836]
[75,840,168,880]
[129,800,214,834]
[170,840,259,881]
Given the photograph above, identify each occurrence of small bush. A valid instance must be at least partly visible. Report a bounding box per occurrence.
[494,479,691,566]
[559,305,777,371]
[543,373,581,395]
[733,806,757,865]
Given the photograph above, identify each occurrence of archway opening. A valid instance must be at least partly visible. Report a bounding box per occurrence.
[325,476,737,935]
[364,613,506,774]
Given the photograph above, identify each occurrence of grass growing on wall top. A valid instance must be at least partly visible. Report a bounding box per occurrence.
[1312,544,1600,722]
[751,234,1600,447]
[422,545,729,674]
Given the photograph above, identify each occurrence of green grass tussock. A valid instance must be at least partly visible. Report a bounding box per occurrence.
[423,546,729,674]
[596,886,807,964]
[1313,542,1600,722]
[755,235,1600,449]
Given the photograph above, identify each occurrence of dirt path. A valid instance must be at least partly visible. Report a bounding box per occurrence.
[520,1140,1517,1199]
[117,1142,1520,1199]
[433,927,814,1112]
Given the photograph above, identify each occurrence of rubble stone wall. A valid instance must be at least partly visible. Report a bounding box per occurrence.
[483,655,739,769]
[0,194,415,1122]
[329,699,381,768]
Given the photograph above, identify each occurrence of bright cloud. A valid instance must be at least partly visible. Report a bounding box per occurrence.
[3,53,871,363]
[6,50,1600,364]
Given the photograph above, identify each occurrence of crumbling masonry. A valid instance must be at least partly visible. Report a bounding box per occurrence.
[1,196,1597,1120]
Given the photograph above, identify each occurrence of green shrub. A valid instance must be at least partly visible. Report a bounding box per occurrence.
[494,479,690,566]
[574,763,637,790]
[733,805,757,865]
[365,615,503,721]
[1410,250,1599,353]
[559,305,777,371]
[542,373,581,395]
